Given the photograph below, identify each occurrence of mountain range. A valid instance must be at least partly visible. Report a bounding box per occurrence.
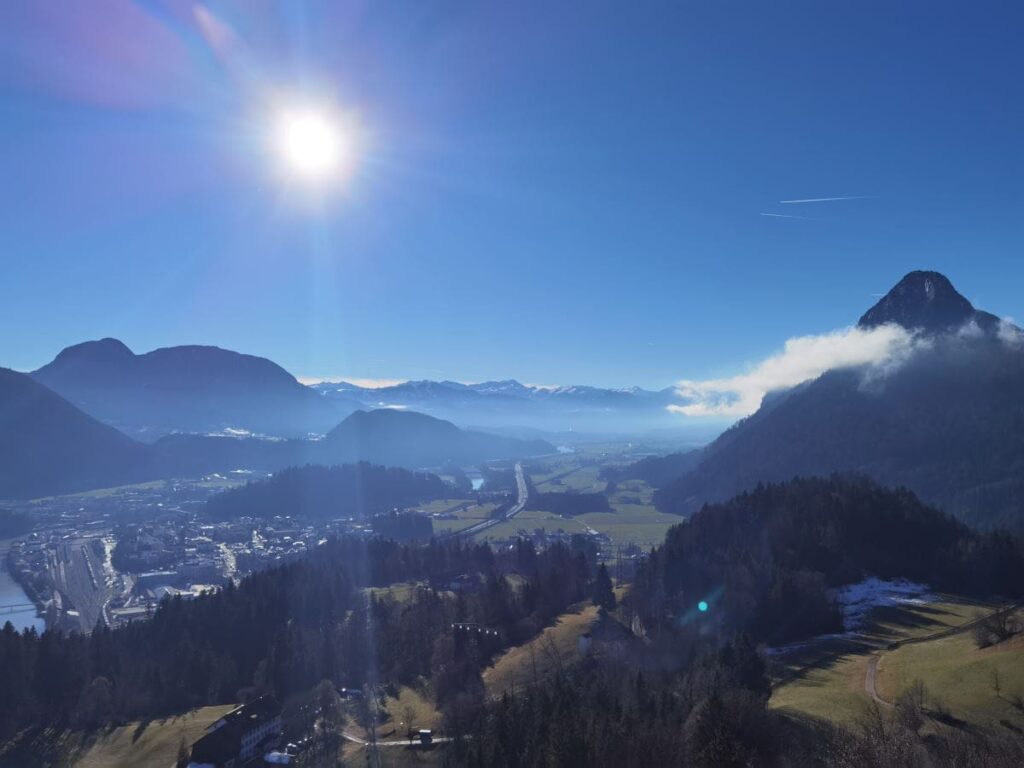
[12,268,1024,524]
[311,379,683,433]
[29,338,692,439]
[649,271,1024,532]
[31,338,353,440]
[0,369,553,499]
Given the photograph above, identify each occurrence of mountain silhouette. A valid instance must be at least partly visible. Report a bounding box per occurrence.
[858,270,1000,333]
[0,368,156,498]
[32,339,352,439]
[653,271,1024,532]
[0,372,553,498]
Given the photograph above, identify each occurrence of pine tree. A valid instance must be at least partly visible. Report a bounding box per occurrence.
[592,563,616,611]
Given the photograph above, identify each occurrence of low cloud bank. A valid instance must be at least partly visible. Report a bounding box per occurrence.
[998,318,1024,347]
[668,324,922,418]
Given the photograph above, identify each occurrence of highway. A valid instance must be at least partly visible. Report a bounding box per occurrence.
[455,462,528,538]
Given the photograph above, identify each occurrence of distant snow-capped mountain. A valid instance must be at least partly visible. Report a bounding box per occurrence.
[309,378,681,433]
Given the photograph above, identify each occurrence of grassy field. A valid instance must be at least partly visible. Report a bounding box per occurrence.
[876,609,1024,729]
[365,582,431,603]
[579,504,680,552]
[490,461,679,551]
[412,499,475,514]
[769,640,878,725]
[345,683,443,743]
[0,705,235,768]
[73,705,236,768]
[483,604,599,697]
[28,480,170,502]
[769,597,1023,729]
[471,509,588,542]
[382,685,442,736]
[429,502,501,535]
[534,464,606,493]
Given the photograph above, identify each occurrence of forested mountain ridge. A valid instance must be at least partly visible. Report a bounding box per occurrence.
[631,476,1024,646]
[0,385,550,499]
[318,408,554,466]
[3,476,1022,765]
[652,272,1024,531]
[0,535,593,738]
[204,463,451,520]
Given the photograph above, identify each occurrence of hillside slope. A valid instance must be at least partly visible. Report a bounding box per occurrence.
[0,368,156,498]
[32,338,350,439]
[655,272,1024,531]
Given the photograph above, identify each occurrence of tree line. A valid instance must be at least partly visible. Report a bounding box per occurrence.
[626,475,1024,647]
[0,535,594,739]
[203,462,451,520]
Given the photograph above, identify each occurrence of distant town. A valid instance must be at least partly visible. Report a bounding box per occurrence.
[3,454,649,638]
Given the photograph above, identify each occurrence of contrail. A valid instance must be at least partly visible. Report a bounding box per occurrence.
[760,212,813,220]
[779,195,870,204]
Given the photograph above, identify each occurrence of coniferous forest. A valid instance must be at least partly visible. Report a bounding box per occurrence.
[2,477,1022,766]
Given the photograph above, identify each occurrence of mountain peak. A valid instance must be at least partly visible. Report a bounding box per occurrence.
[858,271,999,333]
[50,337,135,365]
[469,379,532,396]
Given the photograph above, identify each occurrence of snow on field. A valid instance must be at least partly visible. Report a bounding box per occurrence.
[763,577,934,656]
[834,577,934,630]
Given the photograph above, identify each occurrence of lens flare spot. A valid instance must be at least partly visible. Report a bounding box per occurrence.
[698,600,709,612]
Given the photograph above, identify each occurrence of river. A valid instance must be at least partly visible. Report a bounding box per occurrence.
[0,538,46,633]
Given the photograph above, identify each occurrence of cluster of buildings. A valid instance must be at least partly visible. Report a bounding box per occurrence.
[2,477,359,633]
[3,471,419,633]
[104,515,337,626]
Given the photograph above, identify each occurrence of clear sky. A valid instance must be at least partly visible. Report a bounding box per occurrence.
[2,1,1022,389]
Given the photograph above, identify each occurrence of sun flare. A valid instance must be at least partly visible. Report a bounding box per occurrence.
[275,107,353,181]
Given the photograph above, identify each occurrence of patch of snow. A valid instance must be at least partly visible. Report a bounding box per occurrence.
[763,577,935,656]
[834,577,935,630]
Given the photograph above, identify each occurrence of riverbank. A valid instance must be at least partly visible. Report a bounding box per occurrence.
[0,537,46,633]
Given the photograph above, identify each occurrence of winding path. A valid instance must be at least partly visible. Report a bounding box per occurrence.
[863,600,1023,707]
[864,654,889,706]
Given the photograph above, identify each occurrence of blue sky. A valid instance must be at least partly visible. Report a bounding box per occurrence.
[1,1,1022,389]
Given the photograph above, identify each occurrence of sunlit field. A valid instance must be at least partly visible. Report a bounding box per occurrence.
[483,604,600,697]
[0,705,235,768]
[770,598,1024,730]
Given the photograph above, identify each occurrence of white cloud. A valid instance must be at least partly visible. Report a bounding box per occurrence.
[668,324,922,418]
[998,318,1024,347]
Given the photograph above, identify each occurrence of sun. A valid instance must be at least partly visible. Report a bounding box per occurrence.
[275,107,353,182]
